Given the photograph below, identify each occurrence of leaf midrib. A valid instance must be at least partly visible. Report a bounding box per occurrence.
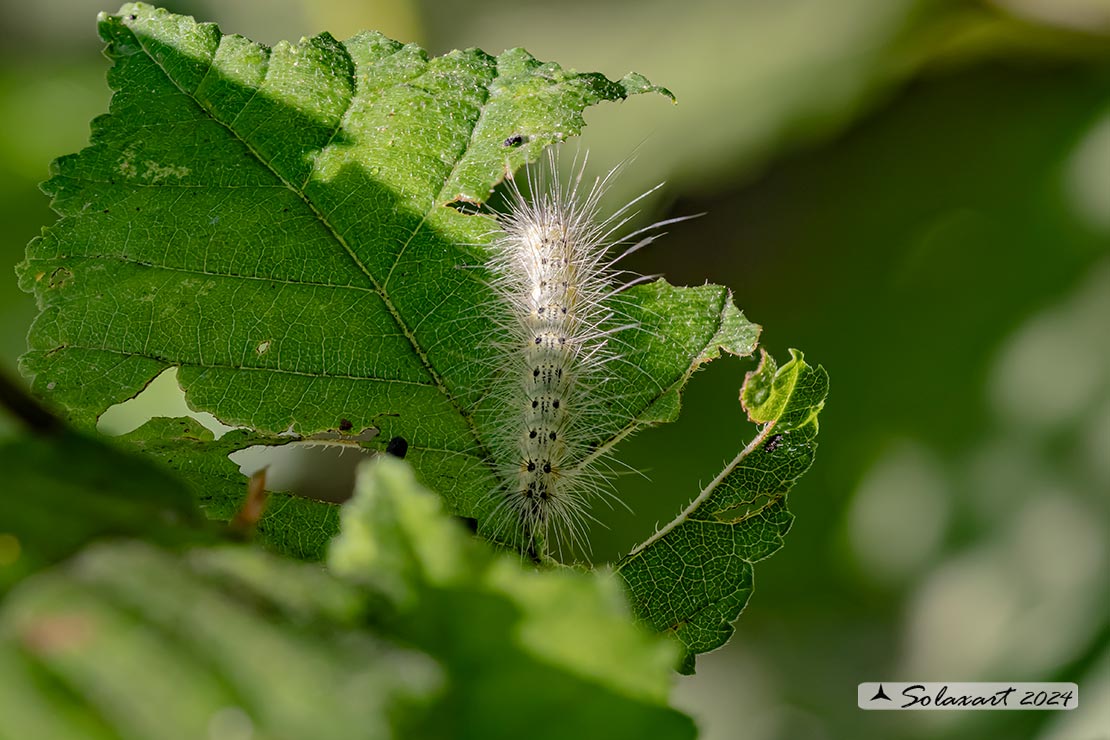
[623,416,779,561]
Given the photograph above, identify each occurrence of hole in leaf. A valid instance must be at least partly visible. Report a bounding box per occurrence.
[229,442,374,503]
[97,367,234,438]
[444,198,483,215]
[711,492,779,524]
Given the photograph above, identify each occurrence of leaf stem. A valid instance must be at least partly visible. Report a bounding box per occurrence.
[626,419,777,558]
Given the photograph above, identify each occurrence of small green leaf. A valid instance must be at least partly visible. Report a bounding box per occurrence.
[617,349,828,673]
[330,456,697,738]
[740,347,780,421]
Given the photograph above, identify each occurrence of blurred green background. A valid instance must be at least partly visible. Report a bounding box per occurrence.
[2,1,1108,738]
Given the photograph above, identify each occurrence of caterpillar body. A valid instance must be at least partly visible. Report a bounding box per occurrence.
[481,151,671,560]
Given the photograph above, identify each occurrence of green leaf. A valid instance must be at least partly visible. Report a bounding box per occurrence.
[0,458,696,739]
[0,543,442,740]
[0,426,204,592]
[118,416,340,560]
[617,349,828,673]
[16,3,755,559]
[329,456,697,739]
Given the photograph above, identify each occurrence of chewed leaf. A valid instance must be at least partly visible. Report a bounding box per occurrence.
[118,417,340,560]
[616,350,828,673]
[17,3,757,559]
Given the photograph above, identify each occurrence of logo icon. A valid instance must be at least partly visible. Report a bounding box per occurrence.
[870,684,892,702]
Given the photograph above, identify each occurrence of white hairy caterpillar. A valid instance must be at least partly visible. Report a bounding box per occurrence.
[479,149,681,560]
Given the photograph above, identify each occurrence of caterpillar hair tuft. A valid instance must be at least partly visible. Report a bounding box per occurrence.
[480,148,681,561]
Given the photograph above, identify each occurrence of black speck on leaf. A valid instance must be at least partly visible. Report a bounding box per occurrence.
[385,436,408,459]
